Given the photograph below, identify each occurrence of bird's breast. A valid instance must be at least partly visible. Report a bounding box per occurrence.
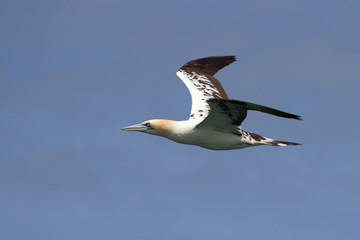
[168,128,249,150]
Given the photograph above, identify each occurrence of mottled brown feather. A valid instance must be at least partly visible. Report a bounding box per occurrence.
[180,56,236,76]
[179,56,237,100]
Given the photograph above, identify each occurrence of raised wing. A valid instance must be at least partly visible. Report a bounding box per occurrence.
[176,56,236,120]
[196,99,302,131]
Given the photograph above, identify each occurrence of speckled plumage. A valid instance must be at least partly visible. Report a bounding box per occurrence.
[122,56,301,150]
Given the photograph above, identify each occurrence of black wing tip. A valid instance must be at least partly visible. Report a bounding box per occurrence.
[206,55,237,65]
[285,113,302,121]
[180,55,237,76]
[207,98,303,120]
[193,55,236,62]
[217,55,236,61]
[295,115,303,121]
[181,55,236,67]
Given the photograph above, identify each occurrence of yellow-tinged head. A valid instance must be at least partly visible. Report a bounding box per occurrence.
[122,119,176,137]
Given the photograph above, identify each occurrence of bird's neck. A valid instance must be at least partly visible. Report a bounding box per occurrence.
[151,119,197,139]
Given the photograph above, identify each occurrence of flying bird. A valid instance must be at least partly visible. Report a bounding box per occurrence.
[122,56,301,150]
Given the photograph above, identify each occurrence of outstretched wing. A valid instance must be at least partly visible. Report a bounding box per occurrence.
[196,99,302,131]
[176,56,236,121]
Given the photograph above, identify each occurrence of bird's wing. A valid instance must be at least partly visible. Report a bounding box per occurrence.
[176,56,236,121]
[196,99,302,131]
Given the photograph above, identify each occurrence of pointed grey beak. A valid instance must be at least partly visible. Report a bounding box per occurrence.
[122,123,148,132]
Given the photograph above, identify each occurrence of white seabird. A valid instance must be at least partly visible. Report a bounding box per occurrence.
[122,56,301,150]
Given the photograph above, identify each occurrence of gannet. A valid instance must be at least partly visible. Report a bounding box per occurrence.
[122,56,301,150]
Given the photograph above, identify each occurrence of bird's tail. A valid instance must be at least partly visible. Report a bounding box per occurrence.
[262,139,301,147]
[241,131,301,147]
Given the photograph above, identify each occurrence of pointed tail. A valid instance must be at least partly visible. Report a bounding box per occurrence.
[242,131,301,147]
[263,139,301,147]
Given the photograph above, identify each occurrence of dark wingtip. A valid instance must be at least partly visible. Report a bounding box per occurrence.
[294,115,303,121]
[180,56,237,76]
[291,113,303,121]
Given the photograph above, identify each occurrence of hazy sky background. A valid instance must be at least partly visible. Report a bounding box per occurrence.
[1,0,360,239]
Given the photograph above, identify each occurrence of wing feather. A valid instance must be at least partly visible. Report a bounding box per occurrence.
[196,99,302,131]
[176,56,236,120]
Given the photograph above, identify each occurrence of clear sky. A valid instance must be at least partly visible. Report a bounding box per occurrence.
[1,0,360,239]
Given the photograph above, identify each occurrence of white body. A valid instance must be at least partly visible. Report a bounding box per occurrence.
[122,56,300,150]
[150,120,262,150]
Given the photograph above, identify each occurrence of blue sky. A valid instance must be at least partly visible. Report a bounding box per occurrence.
[1,0,360,239]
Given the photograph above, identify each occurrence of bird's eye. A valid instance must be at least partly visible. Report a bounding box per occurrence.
[145,122,151,128]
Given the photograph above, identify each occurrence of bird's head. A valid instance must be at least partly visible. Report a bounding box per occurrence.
[122,119,175,137]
